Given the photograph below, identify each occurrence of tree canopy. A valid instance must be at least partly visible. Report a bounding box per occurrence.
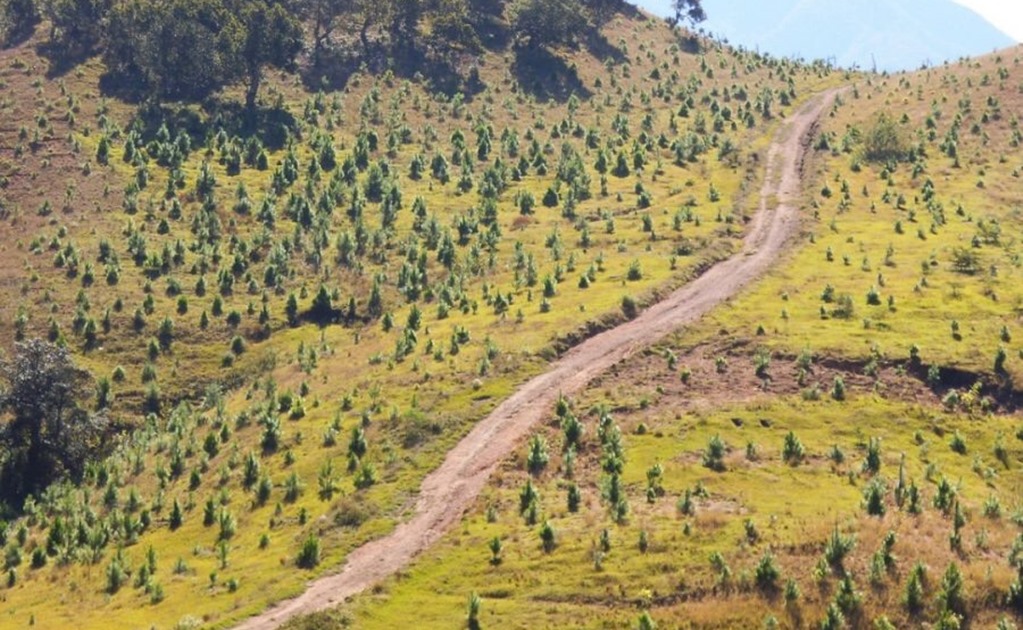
[6,0,699,106]
[39,0,110,53]
[0,339,108,509]
[103,0,301,109]
[671,0,705,26]
[104,0,241,102]
[0,0,39,45]
[510,0,589,49]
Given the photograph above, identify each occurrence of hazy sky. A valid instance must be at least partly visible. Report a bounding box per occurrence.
[954,1,1023,41]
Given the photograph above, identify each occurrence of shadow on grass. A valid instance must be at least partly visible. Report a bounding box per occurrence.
[303,39,487,101]
[1,18,39,50]
[583,29,627,65]
[300,45,364,93]
[123,100,298,150]
[512,46,592,103]
[36,37,95,79]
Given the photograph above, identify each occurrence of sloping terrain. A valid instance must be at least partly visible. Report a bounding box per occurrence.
[0,7,837,629]
[319,46,1023,630]
[5,1,1023,628]
[238,87,841,630]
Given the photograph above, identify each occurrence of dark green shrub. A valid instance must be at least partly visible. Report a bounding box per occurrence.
[296,535,320,569]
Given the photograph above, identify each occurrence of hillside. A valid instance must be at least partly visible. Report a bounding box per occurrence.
[0,2,839,628]
[311,46,1023,630]
[3,0,1023,629]
[637,0,1016,71]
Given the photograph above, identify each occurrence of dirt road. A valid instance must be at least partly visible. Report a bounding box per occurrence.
[233,88,840,630]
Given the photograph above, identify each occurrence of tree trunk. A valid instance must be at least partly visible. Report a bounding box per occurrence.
[360,17,371,56]
[246,66,261,114]
[313,16,323,69]
[23,419,44,502]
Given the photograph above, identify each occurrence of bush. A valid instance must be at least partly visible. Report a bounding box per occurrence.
[904,563,925,613]
[4,545,21,569]
[526,434,549,475]
[938,562,965,616]
[296,535,320,569]
[862,437,882,474]
[831,376,846,401]
[106,555,127,593]
[863,113,911,163]
[561,413,583,450]
[169,498,184,530]
[863,478,887,516]
[621,295,639,319]
[949,431,967,455]
[217,510,236,541]
[951,247,980,275]
[255,475,273,506]
[702,435,726,472]
[566,483,580,512]
[832,294,855,319]
[638,612,657,630]
[467,591,482,630]
[824,526,855,570]
[754,551,780,591]
[933,476,957,513]
[353,462,377,489]
[30,547,46,569]
[677,489,694,516]
[539,521,556,553]
[782,431,805,465]
[995,346,1008,374]
[820,603,845,630]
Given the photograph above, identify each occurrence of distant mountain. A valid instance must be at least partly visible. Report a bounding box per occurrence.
[632,0,1015,72]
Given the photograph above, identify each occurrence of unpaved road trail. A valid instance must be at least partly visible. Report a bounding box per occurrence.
[234,88,841,630]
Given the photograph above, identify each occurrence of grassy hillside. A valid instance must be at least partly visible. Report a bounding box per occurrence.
[303,49,1023,629]
[0,6,839,628]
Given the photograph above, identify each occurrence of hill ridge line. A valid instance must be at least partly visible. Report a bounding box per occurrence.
[232,87,843,630]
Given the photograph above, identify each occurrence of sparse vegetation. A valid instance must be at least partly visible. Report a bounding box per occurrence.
[3,1,1022,629]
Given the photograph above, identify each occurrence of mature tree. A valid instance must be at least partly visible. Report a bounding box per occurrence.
[465,0,503,28]
[0,0,40,45]
[39,0,110,52]
[352,0,390,55]
[510,0,588,49]
[429,0,479,52]
[104,0,240,101]
[385,0,424,57]
[0,339,108,508]
[376,0,478,58]
[234,0,304,111]
[104,0,301,110]
[670,0,704,26]
[296,0,413,67]
[584,0,622,26]
[295,0,352,66]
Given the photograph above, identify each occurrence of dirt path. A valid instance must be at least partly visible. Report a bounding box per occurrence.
[233,88,840,630]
